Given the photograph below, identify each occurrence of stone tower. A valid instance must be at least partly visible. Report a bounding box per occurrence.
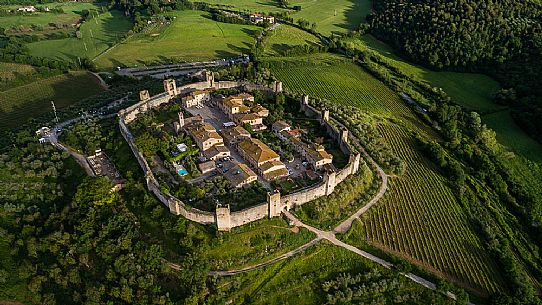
[139,90,150,101]
[178,112,185,128]
[340,128,349,145]
[300,95,309,113]
[216,204,231,231]
[267,190,282,218]
[163,79,177,96]
[321,109,330,123]
[324,170,337,195]
[273,81,283,93]
[351,153,361,175]
[205,71,215,88]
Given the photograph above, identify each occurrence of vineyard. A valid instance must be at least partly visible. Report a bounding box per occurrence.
[0,63,36,81]
[0,72,103,130]
[269,56,434,134]
[358,122,504,295]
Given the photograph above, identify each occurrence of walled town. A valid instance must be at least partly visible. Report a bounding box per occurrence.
[118,73,361,231]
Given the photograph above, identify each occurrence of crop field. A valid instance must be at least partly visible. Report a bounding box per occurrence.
[357,123,504,295]
[263,24,321,56]
[289,0,372,35]
[206,218,314,270]
[0,2,98,35]
[27,10,132,63]
[0,72,103,130]
[94,10,258,69]
[343,35,502,112]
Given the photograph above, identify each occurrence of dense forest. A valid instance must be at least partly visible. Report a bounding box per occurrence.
[368,0,542,144]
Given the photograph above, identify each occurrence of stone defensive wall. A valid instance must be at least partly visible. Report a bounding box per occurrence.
[118,77,363,231]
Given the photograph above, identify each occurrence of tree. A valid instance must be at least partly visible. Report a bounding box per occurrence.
[74,177,116,207]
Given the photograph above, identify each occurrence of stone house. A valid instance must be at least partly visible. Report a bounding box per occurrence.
[224,163,257,188]
[220,126,251,145]
[237,138,288,181]
[182,90,210,108]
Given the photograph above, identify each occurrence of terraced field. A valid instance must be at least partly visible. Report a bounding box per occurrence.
[0,72,103,130]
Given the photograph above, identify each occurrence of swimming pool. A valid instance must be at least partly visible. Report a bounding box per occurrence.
[177,168,188,176]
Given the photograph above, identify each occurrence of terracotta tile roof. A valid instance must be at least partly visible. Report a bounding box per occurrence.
[224,163,257,187]
[238,138,279,164]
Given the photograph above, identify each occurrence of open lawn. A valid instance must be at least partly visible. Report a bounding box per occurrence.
[0,2,99,35]
[289,0,372,36]
[94,10,258,69]
[263,24,321,56]
[26,10,132,63]
[0,72,104,130]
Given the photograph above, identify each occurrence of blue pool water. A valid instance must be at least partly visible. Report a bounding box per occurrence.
[177,168,188,176]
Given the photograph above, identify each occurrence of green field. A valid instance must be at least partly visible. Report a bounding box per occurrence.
[342,35,542,164]
[94,10,258,69]
[289,0,372,35]
[263,24,321,56]
[0,2,98,35]
[202,0,286,12]
[0,72,104,130]
[211,242,450,304]
[26,10,132,63]
[206,218,314,270]
[343,35,502,112]
[267,54,504,294]
[484,110,542,162]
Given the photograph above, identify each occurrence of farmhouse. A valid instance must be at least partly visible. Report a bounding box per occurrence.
[237,138,288,181]
[182,90,210,108]
[18,6,36,12]
[249,13,275,24]
[224,163,257,188]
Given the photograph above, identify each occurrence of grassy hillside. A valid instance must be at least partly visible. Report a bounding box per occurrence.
[211,242,450,304]
[94,10,258,69]
[266,53,504,294]
[289,0,372,35]
[0,2,98,36]
[202,0,286,12]
[263,24,321,56]
[0,72,104,130]
[341,35,542,164]
[26,10,132,63]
